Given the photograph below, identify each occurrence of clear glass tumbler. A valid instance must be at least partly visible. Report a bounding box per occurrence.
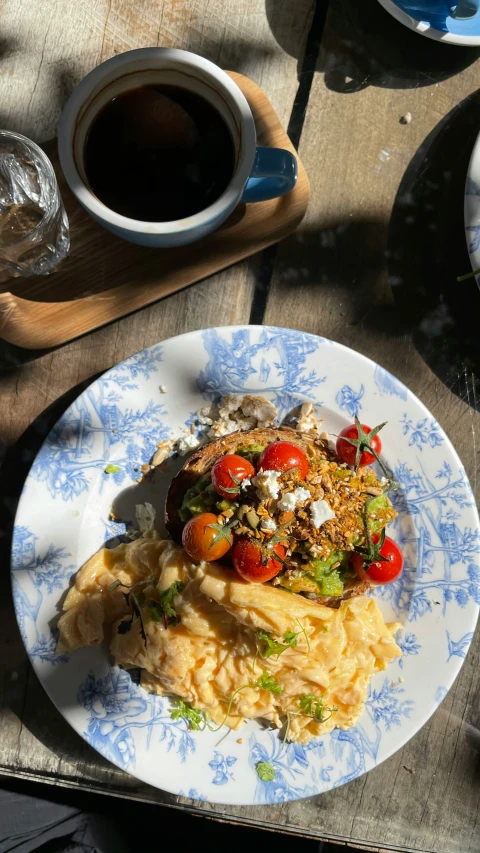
[0,130,70,276]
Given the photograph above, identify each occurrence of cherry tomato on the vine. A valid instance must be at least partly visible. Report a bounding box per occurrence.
[232,536,285,583]
[257,441,309,479]
[182,512,232,562]
[351,536,403,586]
[336,424,382,468]
[211,454,255,499]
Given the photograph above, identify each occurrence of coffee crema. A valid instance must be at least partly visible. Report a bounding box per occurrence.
[84,84,235,222]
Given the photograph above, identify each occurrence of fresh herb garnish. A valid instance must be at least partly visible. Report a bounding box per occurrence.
[207,671,284,732]
[255,671,284,694]
[110,577,157,645]
[170,699,205,730]
[158,580,185,624]
[298,693,337,723]
[256,628,298,660]
[206,517,239,549]
[117,592,147,646]
[110,578,184,638]
[457,267,480,282]
[256,761,276,782]
[104,464,121,474]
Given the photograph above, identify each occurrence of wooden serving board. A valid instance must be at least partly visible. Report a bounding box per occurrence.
[0,72,309,350]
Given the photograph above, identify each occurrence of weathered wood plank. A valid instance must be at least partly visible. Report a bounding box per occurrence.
[262,2,480,851]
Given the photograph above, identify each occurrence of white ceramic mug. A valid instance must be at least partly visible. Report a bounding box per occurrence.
[58,48,298,248]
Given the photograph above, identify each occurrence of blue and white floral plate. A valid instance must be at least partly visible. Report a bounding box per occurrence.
[11,326,479,805]
[377,0,480,44]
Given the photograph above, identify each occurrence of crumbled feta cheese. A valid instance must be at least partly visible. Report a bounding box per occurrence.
[240,394,276,424]
[293,486,310,504]
[176,433,200,455]
[379,477,388,486]
[207,418,238,438]
[197,407,213,426]
[218,393,243,418]
[260,517,277,532]
[241,478,251,489]
[310,499,336,528]
[230,415,257,431]
[159,384,168,393]
[277,486,311,512]
[277,491,296,512]
[252,470,282,500]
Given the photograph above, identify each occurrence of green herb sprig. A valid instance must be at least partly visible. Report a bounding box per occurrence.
[457,267,480,282]
[207,671,283,733]
[170,699,205,730]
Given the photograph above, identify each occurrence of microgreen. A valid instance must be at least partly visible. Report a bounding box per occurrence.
[206,518,239,549]
[255,671,284,694]
[256,761,276,782]
[158,581,185,624]
[298,693,337,723]
[117,592,147,646]
[207,671,284,732]
[170,699,205,730]
[457,267,480,282]
[256,629,298,660]
[104,464,120,474]
[110,578,184,638]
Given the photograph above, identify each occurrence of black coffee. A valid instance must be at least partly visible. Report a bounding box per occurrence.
[84,84,235,222]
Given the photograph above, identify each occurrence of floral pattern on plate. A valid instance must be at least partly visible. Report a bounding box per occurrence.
[11,326,479,805]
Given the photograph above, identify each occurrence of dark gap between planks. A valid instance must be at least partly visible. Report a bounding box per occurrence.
[249,0,329,326]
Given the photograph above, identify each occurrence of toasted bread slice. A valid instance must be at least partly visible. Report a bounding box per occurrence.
[165,426,334,542]
[164,426,374,608]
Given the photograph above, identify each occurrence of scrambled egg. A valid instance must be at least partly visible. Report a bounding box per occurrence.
[58,532,401,744]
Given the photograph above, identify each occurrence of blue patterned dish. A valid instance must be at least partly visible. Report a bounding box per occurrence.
[465,139,480,282]
[377,0,480,43]
[11,326,479,805]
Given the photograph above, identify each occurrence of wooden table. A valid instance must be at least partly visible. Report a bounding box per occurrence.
[0,1,479,850]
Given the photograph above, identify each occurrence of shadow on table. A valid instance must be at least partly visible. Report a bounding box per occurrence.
[319,0,480,93]
[385,89,480,408]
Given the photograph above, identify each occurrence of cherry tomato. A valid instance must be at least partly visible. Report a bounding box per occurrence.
[182,512,232,562]
[351,536,404,586]
[232,536,285,583]
[336,424,382,468]
[211,454,255,499]
[257,441,309,480]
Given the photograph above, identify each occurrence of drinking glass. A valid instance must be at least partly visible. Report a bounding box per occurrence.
[0,130,69,276]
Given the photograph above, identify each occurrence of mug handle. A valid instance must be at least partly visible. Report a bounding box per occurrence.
[241,146,298,203]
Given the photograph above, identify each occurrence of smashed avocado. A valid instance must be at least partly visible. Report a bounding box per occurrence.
[235,443,266,465]
[179,474,239,521]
